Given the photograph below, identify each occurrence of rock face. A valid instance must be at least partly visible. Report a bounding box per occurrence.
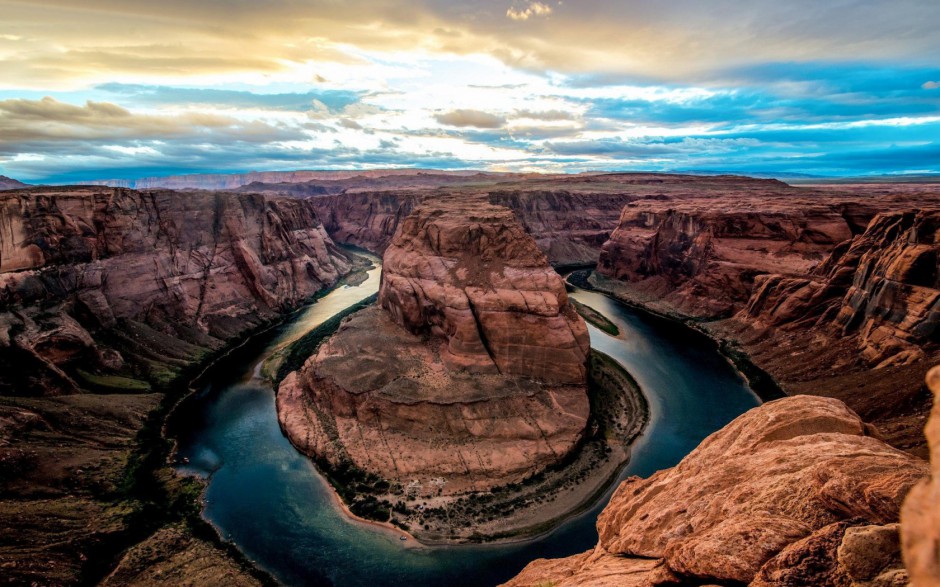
[487,190,636,267]
[0,186,355,586]
[278,200,590,495]
[307,188,633,267]
[309,192,419,253]
[0,187,353,395]
[597,200,860,317]
[744,210,940,370]
[379,201,590,382]
[591,184,940,456]
[902,366,940,586]
[504,395,928,587]
[713,209,940,455]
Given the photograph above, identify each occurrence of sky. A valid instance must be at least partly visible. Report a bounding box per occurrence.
[1,0,939,183]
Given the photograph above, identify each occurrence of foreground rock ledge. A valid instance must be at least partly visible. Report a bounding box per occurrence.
[278,201,596,537]
[504,394,929,586]
[902,366,940,586]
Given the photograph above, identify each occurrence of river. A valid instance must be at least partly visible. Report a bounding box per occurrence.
[171,260,760,586]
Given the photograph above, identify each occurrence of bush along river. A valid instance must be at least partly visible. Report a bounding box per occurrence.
[169,258,760,587]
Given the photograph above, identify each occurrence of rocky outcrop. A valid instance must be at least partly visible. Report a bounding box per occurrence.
[504,395,928,587]
[743,210,940,370]
[597,201,860,317]
[0,187,353,395]
[487,190,636,267]
[278,200,591,500]
[308,192,420,253]
[379,201,590,382]
[901,366,940,586]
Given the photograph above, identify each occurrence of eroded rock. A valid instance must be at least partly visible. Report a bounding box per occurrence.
[278,200,591,498]
[503,395,928,587]
[901,366,940,586]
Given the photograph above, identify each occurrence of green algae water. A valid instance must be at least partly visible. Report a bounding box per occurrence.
[171,264,760,586]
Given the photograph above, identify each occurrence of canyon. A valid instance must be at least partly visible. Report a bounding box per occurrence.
[1,171,938,585]
[276,199,648,541]
[0,185,356,585]
[261,172,939,456]
[589,182,940,456]
[277,200,592,497]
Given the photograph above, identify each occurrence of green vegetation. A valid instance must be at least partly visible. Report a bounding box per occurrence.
[571,298,620,336]
[76,369,152,392]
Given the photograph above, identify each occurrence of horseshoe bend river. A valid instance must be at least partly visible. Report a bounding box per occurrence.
[170,260,760,586]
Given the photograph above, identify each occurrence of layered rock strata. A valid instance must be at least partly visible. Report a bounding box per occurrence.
[278,201,591,497]
[722,209,940,454]
[306,188,633,267]
[0,187,353,395]
[596,200,863,317]
[741,210,940,370]
[0,186,354,585]
[505,395,929,587]
[591,186,940,455]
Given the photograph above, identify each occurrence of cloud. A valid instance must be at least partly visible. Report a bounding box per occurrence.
[338,118,363,130]
[96,84,362,112]
[435,109,507,128]
[506,1,553,21]
[513,109,577,121]
[0,96,304,153]
[4,0,939,86]
[924,81,940,90]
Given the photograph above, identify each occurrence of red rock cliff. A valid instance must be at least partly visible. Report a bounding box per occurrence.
[0,187,353,395]
[379,201,590,383]
[596,199,860,317]
[277,200,590,496]
[505,395,928,587]
[902,366,940,586]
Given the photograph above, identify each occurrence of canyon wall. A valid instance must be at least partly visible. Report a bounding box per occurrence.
[277,200,591,499]
[596,199,867,317]
[591,185,940,455]
[487,190,635,267]
[307,188,633,266]
[505,394,929,587]
[742,210,940,370]
[0,186,355,586]
[0,186,353,395]
[308,192,420,253]
[721,209,940,454]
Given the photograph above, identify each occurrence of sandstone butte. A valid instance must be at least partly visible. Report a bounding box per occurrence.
[277,200,592,496]
[504,386,940,587]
